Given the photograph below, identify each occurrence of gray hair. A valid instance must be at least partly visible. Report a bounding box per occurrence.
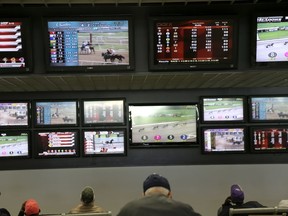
[144,186,170,197]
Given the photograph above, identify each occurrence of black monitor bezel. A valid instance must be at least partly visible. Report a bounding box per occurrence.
[81,128,127,157]
[33,129,80,158]
[0,100,31,128]
[250,125,288,153]
[251,12,288,69]
[42,15,135,73]
[148,15,239,72]
[199,95,247,124]
[33,99,79,127]
[201,126,247,154]
[248,95,288,123]
[128,103,199,148]
[0,17,33,74]
[0,130,31,159]
[81,98,126,126]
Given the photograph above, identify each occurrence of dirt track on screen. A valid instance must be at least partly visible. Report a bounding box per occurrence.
[78,50,129,66]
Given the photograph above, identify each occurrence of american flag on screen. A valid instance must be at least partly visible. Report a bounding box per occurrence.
[0,22,22,52]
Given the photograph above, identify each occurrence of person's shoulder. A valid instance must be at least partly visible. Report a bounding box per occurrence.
[278,200,288,208]
[170,199,202,216]
[242,201,265,208]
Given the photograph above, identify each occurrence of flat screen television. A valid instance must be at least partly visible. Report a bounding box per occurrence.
[129,104,198,147]
[202,127,246,153]
[254,15,288,66]
[250,126,288,152]
[82,99,125,125]
[34,100,78,127]
[34,130,79,158]
[0,101,29,127]
[200,96,246,123]
[0,131,30,158]
[0,18,32,73]
[43,16,134,73]
[148,16,238,71]
[249,96,288,122]
[83,129,126,155]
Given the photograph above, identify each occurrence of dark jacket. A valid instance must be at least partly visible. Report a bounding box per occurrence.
[218,196,265,216]
[117,194,202,216]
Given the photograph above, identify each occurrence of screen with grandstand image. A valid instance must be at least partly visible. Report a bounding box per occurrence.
[34,100,78,126]
[129,104,198,147]
[249,96,288,122]
[202,127,246,153]
[0,18,33,73]
[34,130,79,158]
[83,129,126,155]
[201,96,246,123]
[0,102,29,127]
[250,126,288,152]
[0,131,30,158]
[43,16,134,72]
[82,99,125,125]
[255,15,288,63]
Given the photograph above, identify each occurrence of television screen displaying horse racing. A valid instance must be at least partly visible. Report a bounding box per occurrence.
[250,96,288,121]
[35,101,78,126]
[0,131,29,158]
[256,15,288,62]
[202,97,245,122]
[47,19,130,69]
[202,127,245,153]
[0,102,29,126]
[83,130,125,155]
[129,104,197,147]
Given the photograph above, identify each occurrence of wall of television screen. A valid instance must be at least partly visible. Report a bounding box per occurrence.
[1,95,288,160]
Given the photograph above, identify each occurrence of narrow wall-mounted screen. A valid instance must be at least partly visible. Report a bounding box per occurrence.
[251,126,288,152]
[201,96,245,123]
[255,15,288,64]
[129,104,198,147]
[82,99,125,125]
[0,131,30,158]
[43,16,134,72]
[149,16,238,71]
[250,96,288,122]
[83,129,126,155]
[202,127,246,153]
[0,18,32,73]
[35,100,78,126]
[0,102,29,127]
[34,130,79,158]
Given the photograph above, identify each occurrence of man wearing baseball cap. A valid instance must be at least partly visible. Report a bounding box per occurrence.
[116,173,201,216]
[24,199,40,216]
[217,184,265,216]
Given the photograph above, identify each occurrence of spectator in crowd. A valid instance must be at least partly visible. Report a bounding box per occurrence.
[0,208,11,216]
[69,186,105,213]
[278,199,288,208]
[24,199,41,216]
[116,173,202,216]
[217,184,265,216]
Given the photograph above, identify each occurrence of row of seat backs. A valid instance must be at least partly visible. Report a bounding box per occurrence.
[229,207,288,216]
[41,212,112,216]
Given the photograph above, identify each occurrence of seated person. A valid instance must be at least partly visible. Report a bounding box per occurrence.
[24,199,41,216]
[69,186,106,213]
[116,173,202,216]
[278,200,288,208]
[218,184,265,216]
